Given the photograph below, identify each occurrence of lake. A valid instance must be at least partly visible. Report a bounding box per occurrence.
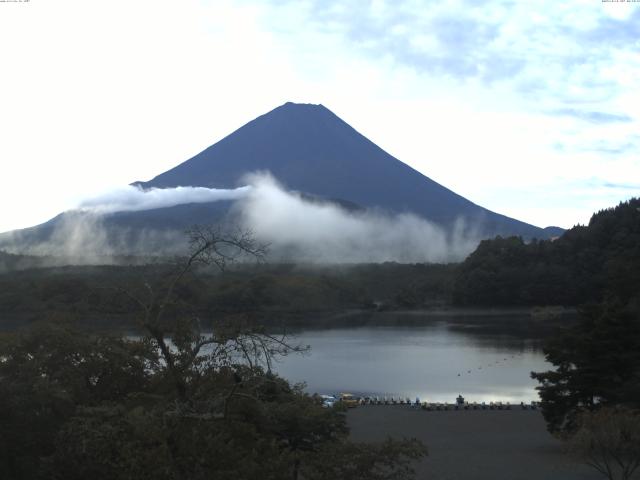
[270,312,554,403]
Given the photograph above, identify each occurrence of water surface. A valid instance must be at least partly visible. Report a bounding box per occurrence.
[272,315,551,403]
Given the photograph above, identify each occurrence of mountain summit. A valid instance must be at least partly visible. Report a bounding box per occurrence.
[1,102,562,259]
[136,102,555,238]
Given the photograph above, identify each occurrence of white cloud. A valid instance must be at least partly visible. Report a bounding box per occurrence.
[3,173,479,262]
[79,185,251,214]
[238,173,478,262]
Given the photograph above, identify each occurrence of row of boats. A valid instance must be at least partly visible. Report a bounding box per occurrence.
[320,393,541,411]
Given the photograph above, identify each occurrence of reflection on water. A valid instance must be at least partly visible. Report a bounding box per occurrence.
[271,314,552,403]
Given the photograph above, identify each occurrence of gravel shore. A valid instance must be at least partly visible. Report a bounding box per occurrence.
[347,405,603,480]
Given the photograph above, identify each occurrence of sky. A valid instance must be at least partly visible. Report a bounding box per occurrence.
[0,0,638,233]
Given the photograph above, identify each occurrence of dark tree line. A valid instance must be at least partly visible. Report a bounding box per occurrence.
[0,261,457,330]
[531,299,640,480]
[516,199,640,479]
[531,301,640,435]
[453,198,640,307]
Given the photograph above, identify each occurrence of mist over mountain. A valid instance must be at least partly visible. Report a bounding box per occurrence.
[1,102,563,262]
[136,102,558,238]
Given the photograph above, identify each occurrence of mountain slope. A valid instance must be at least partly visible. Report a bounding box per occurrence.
[1,102,563,259]
[135,102,553,237]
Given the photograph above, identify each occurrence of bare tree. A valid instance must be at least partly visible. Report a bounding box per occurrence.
[120,225,306,401]
[568,407,640,480]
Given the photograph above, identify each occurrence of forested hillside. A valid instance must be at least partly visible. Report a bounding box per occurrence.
[0,262,456,329]
[453,198,640,307]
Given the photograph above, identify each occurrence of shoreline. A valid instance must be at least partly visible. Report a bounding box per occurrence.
[0,305,578,333]
[263,306,578,331]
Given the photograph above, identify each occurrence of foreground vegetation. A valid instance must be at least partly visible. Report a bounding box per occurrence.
[0,227,426,479]
[0,322,427,480]
[524,200,640,479]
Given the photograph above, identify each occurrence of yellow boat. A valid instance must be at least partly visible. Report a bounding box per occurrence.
[338,393,359,408]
